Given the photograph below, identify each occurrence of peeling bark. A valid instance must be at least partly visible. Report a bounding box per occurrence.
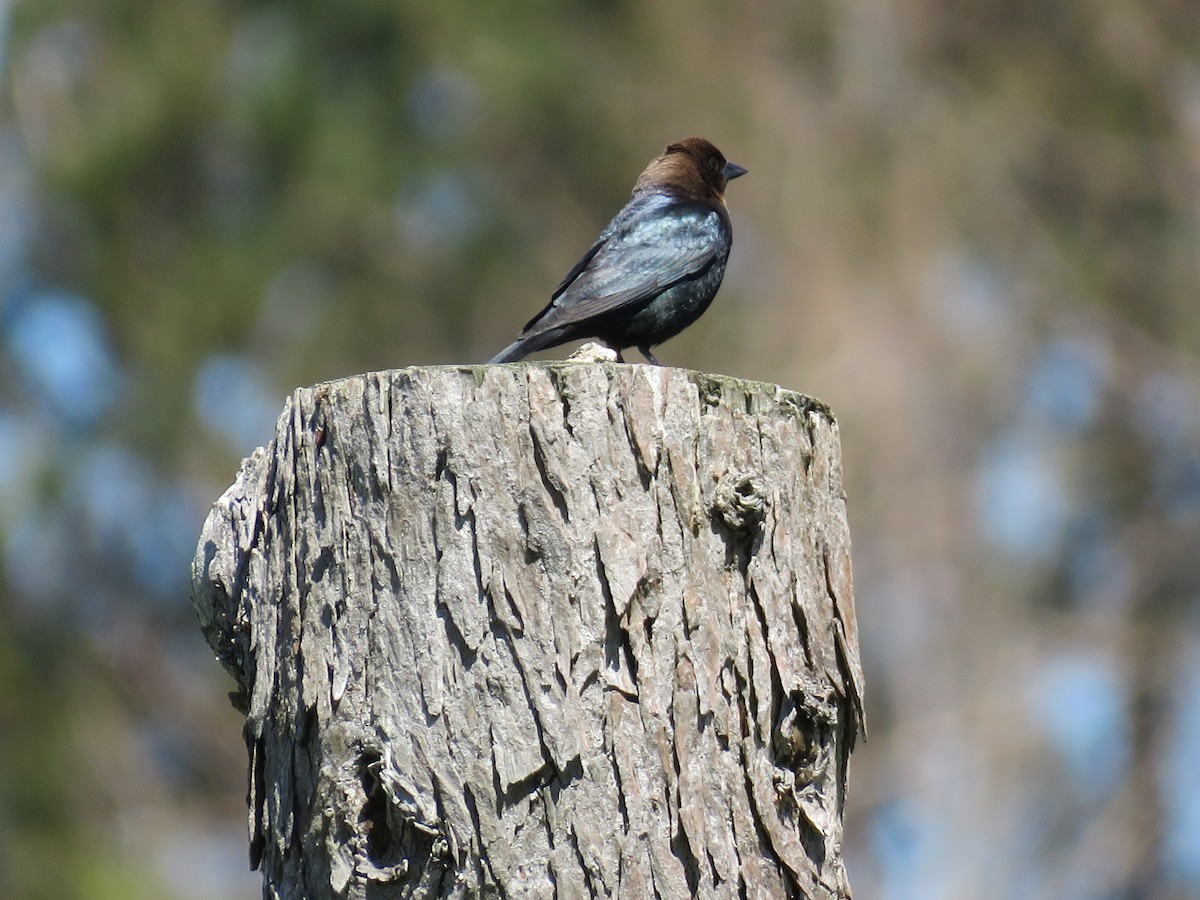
[192,363,864,899]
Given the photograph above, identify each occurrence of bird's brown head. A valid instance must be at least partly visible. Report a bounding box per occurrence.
[633,137,747,203]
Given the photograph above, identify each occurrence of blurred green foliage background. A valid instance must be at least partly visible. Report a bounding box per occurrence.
[2,1,1199,897]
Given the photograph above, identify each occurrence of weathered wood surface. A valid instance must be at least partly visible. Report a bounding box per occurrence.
[192,363,864,899]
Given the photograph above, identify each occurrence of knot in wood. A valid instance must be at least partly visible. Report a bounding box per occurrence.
[713,471,767,532]
[774,693,832,781]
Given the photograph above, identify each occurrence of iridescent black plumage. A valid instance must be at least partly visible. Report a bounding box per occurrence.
[491,138,746,365]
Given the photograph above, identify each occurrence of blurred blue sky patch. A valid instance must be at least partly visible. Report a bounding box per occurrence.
[5,290,123,427]
[975,431,1070,565]
[1024,336,1110,436]
[395,170,483,254]
[1026,652,1129,803]
[1131,372,1200,521]
[868,795,956,900]
[193,353,281,455]
[75,443,203,599]
[1162,649,1200,887]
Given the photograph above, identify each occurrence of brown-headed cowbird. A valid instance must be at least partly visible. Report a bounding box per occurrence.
[490,137,746,365]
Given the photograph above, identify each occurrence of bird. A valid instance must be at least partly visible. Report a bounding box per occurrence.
[490,137,746,365]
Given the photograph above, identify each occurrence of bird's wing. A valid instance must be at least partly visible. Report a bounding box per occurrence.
[550,237,606,302]
[522,199,725,335]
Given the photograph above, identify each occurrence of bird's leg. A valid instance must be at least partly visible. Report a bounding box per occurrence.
[602,340,624,363]
[639,345,662,366]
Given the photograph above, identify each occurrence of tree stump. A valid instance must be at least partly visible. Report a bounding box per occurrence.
[192,363,865,899]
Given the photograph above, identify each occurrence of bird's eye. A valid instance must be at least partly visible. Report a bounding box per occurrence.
[709,157,722,172]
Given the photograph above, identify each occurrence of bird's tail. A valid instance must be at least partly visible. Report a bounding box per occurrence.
[487,328,568,364]
[488,340,531,364]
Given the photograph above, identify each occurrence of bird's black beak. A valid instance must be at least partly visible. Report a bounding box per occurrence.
[723,161,748,181]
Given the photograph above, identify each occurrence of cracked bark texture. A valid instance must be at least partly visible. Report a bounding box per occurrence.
[192,363,865,899]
